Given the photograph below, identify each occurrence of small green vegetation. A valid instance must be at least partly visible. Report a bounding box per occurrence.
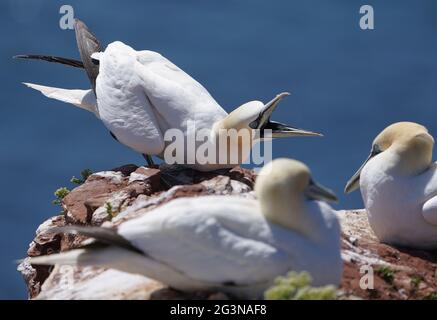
[52,168,92,214]
[52,187,70,206]
[376,266,395,284]
[264,271,337,300]
[424,292,437,300]
[106,202,114,220]
[410,275,423,290]
[71,169,93,185]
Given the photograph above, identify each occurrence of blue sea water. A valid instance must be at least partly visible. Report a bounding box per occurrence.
[1,0,437,299]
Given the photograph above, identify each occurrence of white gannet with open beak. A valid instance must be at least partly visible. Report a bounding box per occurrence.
[27,158,342,299]
[345,122,437,249]
[16,19,321,170]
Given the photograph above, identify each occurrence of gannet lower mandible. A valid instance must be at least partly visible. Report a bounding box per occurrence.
[345,122,437,249]
[27,158,342,299]
[16,19,322,171]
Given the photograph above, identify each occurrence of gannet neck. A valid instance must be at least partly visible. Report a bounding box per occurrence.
[374,122,434,176]
[255,159,319,239]
[218,101,265,133]
[212,108,260,165]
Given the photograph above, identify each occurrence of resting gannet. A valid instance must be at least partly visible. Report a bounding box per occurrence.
[345,122,437,249]
[28,158,342,299]
[16,19,321,170]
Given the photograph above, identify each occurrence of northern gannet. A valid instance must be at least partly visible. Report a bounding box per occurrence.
[16,19,322,170]
[345,122,437,249]
[28,158,342,299]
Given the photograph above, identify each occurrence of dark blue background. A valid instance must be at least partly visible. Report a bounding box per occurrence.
[1,0,437,298]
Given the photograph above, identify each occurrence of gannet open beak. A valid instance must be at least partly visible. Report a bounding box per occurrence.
[251,92,323,138]
[305,179,338,203]
[344,145,381,194]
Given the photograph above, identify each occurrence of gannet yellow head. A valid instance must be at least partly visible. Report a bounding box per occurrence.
[218,93,322,139]
[255,158,338,231]
[345,121,434,193]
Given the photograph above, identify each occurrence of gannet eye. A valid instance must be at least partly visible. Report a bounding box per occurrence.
[249,118,260,129]
[371,144,382,156]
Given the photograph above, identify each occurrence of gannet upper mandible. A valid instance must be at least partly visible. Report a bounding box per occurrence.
[27,158,342,299]
[345,122,437,249]
[16,19,322,170]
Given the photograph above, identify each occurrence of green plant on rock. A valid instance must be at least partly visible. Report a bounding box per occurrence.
[52,187,70,208]
[424,292,437,300]
[410,275,423,290]
[376,266,395,284]
[264,271,337,300]
[106,202,115,220]
[71,169,93,185]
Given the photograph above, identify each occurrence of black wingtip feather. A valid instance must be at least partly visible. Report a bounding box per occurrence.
[49,225,143,254]
[13,54,84,68]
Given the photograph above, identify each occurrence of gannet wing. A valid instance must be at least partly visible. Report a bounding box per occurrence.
[23,83,98,116]
[416,163,437,226]
[135,50,227,130]
[74,19,102,92]
[95,43,165,155]
[118,196,297,285]
[27,223,271,294]
[13,54,84,68]
[422,196,437,226]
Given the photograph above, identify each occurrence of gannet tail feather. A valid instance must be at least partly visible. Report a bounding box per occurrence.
[27,246,147,271]
[23,82,98,115]
[48,226,143,254]
[28,248,89,266]
[27,226,146,269]
[13,54,84,68]
[74,19,102,92]
[26,245,192,289]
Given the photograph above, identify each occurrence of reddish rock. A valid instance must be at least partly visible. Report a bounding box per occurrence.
[339,210,437,300]
[63,174,125,224]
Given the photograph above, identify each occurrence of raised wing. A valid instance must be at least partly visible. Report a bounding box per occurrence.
[23,83,98,116]
[74,19,102,92]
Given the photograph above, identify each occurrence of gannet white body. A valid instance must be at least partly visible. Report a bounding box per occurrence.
[18,19,321,171]
[28,159,342,299]
[345,122,437,249]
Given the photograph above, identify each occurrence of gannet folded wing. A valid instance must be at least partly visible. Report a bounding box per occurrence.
[422,196,437,226]
[135,50,227,131]
[94,44,165,155]
[418,162,437,227]
[23,83,98,116]
[117,196,300,285]
[30,196,300,286]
